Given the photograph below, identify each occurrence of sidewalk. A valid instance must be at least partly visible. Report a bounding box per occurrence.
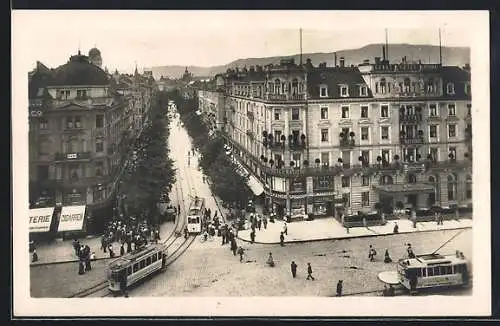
[237,216,473,244]
[30,220,176,266]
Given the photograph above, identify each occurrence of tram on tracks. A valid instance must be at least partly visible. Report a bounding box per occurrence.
[107,243,168,293]
[186,196,205,234]
[378,251,470,295]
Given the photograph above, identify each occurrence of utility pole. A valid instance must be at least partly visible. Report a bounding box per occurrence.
[299,28,303,66]
[439,28,443,65]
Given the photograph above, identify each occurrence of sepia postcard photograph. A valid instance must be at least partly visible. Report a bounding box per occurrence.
[12,10,491,317]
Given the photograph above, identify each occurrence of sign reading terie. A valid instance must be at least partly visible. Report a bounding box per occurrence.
[57,205,86,232]
[29,207,55,233]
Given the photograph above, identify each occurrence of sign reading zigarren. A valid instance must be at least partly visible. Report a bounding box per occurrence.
[29,207,55,233]
[57,205,86,232]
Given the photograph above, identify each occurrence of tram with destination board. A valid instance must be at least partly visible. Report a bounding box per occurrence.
[396,252,470,294]
[186,196,205,234]
[107,243,168,293]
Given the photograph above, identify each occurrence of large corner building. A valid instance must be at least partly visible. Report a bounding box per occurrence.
[198,48,472,219]
[28,49,155,229]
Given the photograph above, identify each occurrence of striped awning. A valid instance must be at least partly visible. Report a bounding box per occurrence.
[247,175,264,196]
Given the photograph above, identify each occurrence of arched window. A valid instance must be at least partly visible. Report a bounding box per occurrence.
[466,174,472,199]
[408,173,417,184]
[428,176,436,183]
[298,82,304,93]
[274,79,281,94]
[379,175,394,185]
[447,174,457,201]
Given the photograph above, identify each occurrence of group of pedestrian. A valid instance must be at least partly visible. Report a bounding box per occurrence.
[435,213,444,225]
[73,239,95,275]
[100,218,160,258]
[247,213,269,244]
[289,260,343,296]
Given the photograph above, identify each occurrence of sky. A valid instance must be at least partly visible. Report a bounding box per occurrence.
[13,10,481,74]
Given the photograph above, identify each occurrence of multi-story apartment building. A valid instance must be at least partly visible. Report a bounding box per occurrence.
[28,50,154,227]
[198,76,226,132]
[211,52,472,219]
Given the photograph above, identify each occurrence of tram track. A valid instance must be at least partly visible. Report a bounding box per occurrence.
[66,112,198,299]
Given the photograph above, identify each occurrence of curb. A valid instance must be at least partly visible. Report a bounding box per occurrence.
[30,256,116,267]
[236,225,472,245]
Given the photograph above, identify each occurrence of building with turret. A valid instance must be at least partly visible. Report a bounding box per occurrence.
[28,50,155,230]
[88,47,102,67]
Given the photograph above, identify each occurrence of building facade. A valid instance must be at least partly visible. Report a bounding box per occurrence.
[211,54,472,219]
[28,50,154,225]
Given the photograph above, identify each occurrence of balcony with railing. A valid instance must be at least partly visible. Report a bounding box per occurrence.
[264,93,306,102]
[400,136,424,145]
[54,151,92,161]
[399,114,423,123]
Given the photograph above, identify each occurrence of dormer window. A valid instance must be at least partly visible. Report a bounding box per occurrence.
[340,85,349,97]
[446,83,455,95]
[320,85,328,98]
[465,82,471,95]
[359,85,368,97]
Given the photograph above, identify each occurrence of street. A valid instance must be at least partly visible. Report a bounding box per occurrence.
[125,105,472,297]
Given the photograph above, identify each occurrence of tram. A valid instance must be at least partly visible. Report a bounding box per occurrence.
[186,196,205,234]
[107,243,168,293]
[396,252,470,294]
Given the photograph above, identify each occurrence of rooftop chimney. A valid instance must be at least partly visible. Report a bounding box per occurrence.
[382,45,386,61]
[334,52,338,67]
[339,57,345,68]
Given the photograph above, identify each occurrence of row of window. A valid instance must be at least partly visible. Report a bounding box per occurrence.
[409,263,468,278]
[233,81,306,97]
[269,146,462,168]
[37,115,105,130]
[374,79,470,97]
[56,89,89,100]
[268,103,468,122]
[317,123,471,143]
[127,252,162,275]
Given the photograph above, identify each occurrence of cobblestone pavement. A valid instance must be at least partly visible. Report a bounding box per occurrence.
[30,259,110,298]
[127,228,471,297]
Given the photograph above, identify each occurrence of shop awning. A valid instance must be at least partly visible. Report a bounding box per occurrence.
[57,205,86,232]
[29,207,54,233]
[373,183,435,195]
[247,175,264,196]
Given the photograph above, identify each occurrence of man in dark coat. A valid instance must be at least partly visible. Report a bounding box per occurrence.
[250,230,255,244]
[84,245,92,271]
[120,243,125,256]
[290,261,297,278]
[280,232,285,247]
[231,239,237,256]
[336,280,343,296]
[306,262,315,280]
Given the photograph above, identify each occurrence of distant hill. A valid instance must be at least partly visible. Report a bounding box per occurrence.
[147,43,470,79]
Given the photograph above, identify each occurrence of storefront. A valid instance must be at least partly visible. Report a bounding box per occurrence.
[290,198,306,218]
[310,195,338,217]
